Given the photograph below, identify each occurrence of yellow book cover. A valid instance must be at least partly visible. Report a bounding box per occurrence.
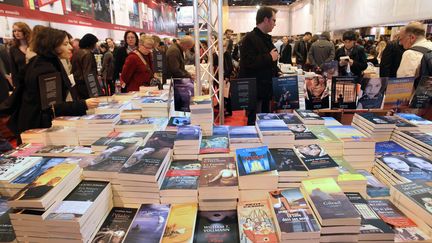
[162,203,198,243]
[10,163,77,201]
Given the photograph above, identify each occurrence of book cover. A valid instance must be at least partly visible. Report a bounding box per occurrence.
[213,126,230,136]
[108,131,149,138]
[357,113,395,125]
[229,126,259,140]
[199,157,238,188]
[272,76,300,109]
[256,120,290,132]
[322,117,342,126]
[294,144,338,171]
[331,76,358,109]
[85,145,137,173]
[161,160,201,190]
[327,126,372,143]
[357,170,390,198]
[85,73,102,97]
[146,131,177,149]
[3,143,44,157]
[120,146,170,176]
[230,78,257,111]
[11,157,66,185]
[167,117,191,127]
[176,126,201,141]
[287,124,317,140]
[321,60,339,81]
[237,200,278,243]
[194,210,239,243]
[162,203,198,243]
[139,97,168,105]
[80,114,119,122]
[308,125,340,143]
[45,181,109,221]
[367,199,416,228]
[269,189,320,235]
[304,75,330,110]
[0,196,15,242]
[393,182,432,215]
[236,146,277,176]
[410,76,432,108]
[383,77,414,111]
[345,192,394,235]
[34,145,95,156]
[92,136,146,147]
[270,148,307,172]
[38,72,62,110]
[190,95,212,106]
[200,135,229,154]
[397,113,432,126]
[301,177,360,221]
[0,156,42,182]
[277,113,303,125]
[295,110,323,121]
[116,118,163,126]
[10,163,77,201]
[383,116,417,128]
[257,113,280,120]
[375,141,411,157]
[92,207,138,243]
[357,78,388,109]
[401,131,432,147]
[380,155,432,182]
[124,204,170,243]
[174,78,194,112]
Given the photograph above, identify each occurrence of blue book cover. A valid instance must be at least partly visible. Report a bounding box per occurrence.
[123,204,170,243]
[168,117,191,127]
[272,76,300,109]
[213,125,230,136]
[380,155,432,182]
[277,113,303,125]
[396,113,432,125]
[176,126,201,141]
[11,157,66,184]
[375,141,412,157]
[357,170,390,198]
[256,120,290,132]
[257,113,280,120]
[229,126,259,139]
[174,78,194,112]
[236,146,276,176]
[401,131,432,147]
[160,160,201,190]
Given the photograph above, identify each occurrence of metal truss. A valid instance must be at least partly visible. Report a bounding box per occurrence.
[193,0,225,124]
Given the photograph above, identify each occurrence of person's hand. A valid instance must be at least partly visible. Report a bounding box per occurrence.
[85,98,100,109]
[348,59,354,66]
[270,48,279,61]
[339,59,348,66]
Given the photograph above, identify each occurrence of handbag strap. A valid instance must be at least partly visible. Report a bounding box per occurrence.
[133,50,152,74]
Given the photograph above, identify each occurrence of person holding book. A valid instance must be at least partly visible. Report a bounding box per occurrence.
[357,77,387,109]
[8,28,99,138]
[335,31,368,77]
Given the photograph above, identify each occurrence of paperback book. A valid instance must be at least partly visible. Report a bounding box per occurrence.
[379,154,432,182]
[199,135,229,154]
[294,144,338,171]
[199,157,238,188]
[174,78,194,112]
[272,76,300,109]
[161,160,201,191]
[304,75,330,110]
[269,148,307,174]
[84,145,137,176]
[356,170,390,198]
[0,196,15,242]
[11,157,67,185]
[409,76,432,108]
[383,77,414,111]
[331,76,358,109]
[194,210,239,243]
[236,146,277,176]
[91,207,138,243]
[375,141,411,157]
[287,124,317,140]
[162,203,198,243]
[357,77,388,109]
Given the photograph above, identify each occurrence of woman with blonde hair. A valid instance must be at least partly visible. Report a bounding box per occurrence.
[9,22,31,87]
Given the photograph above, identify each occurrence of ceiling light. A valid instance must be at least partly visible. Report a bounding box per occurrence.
[256,5,260,9]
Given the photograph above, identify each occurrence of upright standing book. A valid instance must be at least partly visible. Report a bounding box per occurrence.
[383,77,414,111]
[304,75,330,110]
[272,76,300,109]
[410,76,432,108]
[357,77,388,109]
[38,72,62,110]
[173,78,194,112]
[331,76,358,109]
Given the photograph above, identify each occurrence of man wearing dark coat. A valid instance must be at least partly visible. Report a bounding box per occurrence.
[335,31,368,77]
[239,6,280,125]
[279,36,292,64]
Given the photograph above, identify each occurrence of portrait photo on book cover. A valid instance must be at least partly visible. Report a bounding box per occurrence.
[203,162,237,186]
[304,75,330,110]
[357,78,388,109]
[295,144,327,158]
[88,145,137,171]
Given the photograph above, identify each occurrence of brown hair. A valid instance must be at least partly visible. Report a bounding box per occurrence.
[29,25,47,51]
[12,22,31,47]
[256,6,277,25]
[32,27,67,58]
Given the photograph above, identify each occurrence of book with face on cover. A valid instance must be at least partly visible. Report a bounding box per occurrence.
[409,76,432,108]
[304,75,330,110]
[91,207,138,243]
[293,144,338,171]
[123,204,171,243]
[161,203,198,243]
[236,146,277,176]
[194,210,239,243]
[357,78,388,109]
[277,113,303,125]
[287,124,317,140]
[378,154,432,182]
[199,157,238,189]
[84,145,137,177]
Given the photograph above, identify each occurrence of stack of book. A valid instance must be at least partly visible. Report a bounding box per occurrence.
[357,170,390,199]
[43,126,79,145]
[228,126,262,151]
[278,112,304,125]
[139,85,158,93]
[0,196,15,242]
[390,182,432,237]
[115,144,172,207]
[12,181,113,243]
[391,130,432,159]
[194,209,239,242]
[334,157,368,197]
[323,117,343,126]
[90,131,149,153]
[345,192,395,243]
[301,177,361,243]
[51,116,80,127]
[396,113,432,133]
[374,140,413,158]
[160,203,198,243]
[308,125,343,157]
[111,91,138,102]
[114,117,168,132]
[165,116,190,131]
[94,101,131,114]
[327,125,376,171]
[255,119,294,148]
[384,115,419,131]
[236,146,278,201]
[190,95,213,136]
[119,107,142,119]
[287,124,319,145]
[20,128,48,145]
[237,200,279,243]
[368,199,431,242]
[270,148,308,189]
[352,113,396,142]
[268,188,321,243]
[160,160,201,204]
[294,109,325,125]
[133,96,169,117]
[294,144,339,179]
[32,145,95,157]
[91,207,137,243]
[198,157,238,211]
[76,114,120,145]
[198,126,231,160]
[173,125,202,160]
[1,143,44,158]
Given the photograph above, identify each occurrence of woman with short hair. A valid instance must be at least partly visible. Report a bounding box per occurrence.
[113,30,139,86]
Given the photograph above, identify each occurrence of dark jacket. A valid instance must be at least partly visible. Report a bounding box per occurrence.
[213,51,234,79]
[279,44,292,64]
[71,48,97,99]
[113,46,129,81]
[101,51,114,81]
[293,40,311,65]
[239,27,279,99]
[335,45,368,77]
[9,56,87,134]
[121,51,154,92]
[9,46,26,87]
[379,40,405,78]
[308,39,335,67]
[164,43,191,81]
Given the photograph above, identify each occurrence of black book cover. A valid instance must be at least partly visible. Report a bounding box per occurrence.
[120,146,170,175]
[401,131,432,147]
[287,124,318,140]
[85,73,102,98]
[230,78,257,111]
[152,49,164,73]
[304,75,330,110]
[146,131,177,149]
[277,113,303,124]
[358,113,395,125]
[295,110,323,120]
[383,116,416,128]
[174,78,194,112]
[38,72,62,110]
[85,145,137,172]
[272,76,300,109]
[194,210,239,243]
[331,76,358,109]
[167,117,190,127]
[270,148,307,172]
[92,136,145,147]
[257,113,280,120]
[294,144,338,170]
[345,192,394,235]
[91,207,138,243]
[161,160,201,190]
[393,182,432,215]
[410,76,432,108]
[0,197,15,242]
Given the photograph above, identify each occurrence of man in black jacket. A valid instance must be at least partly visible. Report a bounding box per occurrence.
[279,36,292,64]
[379,38,405,78]
[294,32,312,66]
[335,31,368,77]
[239,6,280,125]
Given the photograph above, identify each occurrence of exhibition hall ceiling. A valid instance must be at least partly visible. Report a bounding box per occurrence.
[172,0,296,6]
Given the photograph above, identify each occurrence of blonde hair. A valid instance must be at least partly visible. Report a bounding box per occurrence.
[139,35,155,46]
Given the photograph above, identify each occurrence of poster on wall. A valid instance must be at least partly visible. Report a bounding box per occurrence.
[111,0,128,26]
[0,0,24,6]
[138,2,148,30]
[92,0,111,23]
[71,0,93,17]
[128,1,140,29]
